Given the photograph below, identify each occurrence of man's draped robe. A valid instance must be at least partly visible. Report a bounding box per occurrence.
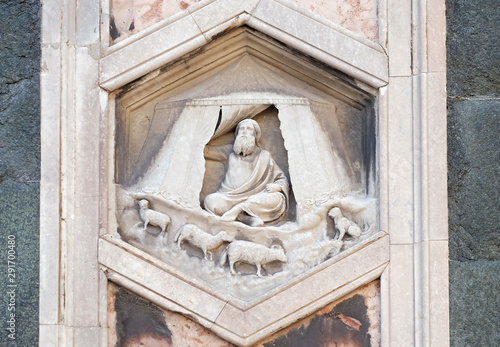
[204,148,289,224]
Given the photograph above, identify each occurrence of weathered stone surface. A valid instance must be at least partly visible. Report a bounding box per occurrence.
[259,280,380,346]
[263,294,373,346]
[0,0,40,345]
[447,0,500,97]
[112,287,174,346]
[448,100,500,261]
[0,183,40,346]
[447,1,500,346]
[0,0,40,183]
[109,280,380,346]
[449,261,500,347]
[108,283,234,346]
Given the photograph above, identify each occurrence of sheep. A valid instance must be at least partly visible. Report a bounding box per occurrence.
[174,224,233,261]
[327,207,361,241]
[219,240,287,277]
[137,199,171,234]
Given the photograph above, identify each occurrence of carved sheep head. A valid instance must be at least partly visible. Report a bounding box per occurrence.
[270,245,288,262]
[138,199,149,209]
[219,231,234,243]
[328,207,342,218]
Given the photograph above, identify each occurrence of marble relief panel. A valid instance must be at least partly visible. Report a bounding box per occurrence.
[113,51,378,302]
[110,0,378,43]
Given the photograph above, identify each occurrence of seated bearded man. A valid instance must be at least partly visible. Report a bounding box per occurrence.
[204,119,289,227]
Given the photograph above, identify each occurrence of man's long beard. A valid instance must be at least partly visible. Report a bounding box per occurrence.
[233,135,256,157]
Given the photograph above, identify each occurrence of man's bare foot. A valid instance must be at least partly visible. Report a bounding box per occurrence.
[206,214,219,225]
[249,216,264,227]
[221,207,241,222]
[220,215,235,222]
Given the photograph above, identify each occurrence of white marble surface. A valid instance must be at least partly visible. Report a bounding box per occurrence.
[386,0,412,76]
[387,76,414,244]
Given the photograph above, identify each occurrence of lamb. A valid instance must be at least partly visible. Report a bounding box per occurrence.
[219,240,287,277]
[174,224,233,261]
[327,207,361,241]
[138,199,171,234]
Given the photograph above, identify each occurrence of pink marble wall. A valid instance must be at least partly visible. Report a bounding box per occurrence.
[110,0,201,43]
[110,0,378,43]
[290,0,378,41]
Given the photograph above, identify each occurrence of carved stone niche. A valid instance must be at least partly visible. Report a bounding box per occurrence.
[104,27,386,345]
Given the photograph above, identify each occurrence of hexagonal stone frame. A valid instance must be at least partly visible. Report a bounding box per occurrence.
[40,0,449,346]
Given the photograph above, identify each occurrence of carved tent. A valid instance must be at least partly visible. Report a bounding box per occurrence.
[126,54,358,207]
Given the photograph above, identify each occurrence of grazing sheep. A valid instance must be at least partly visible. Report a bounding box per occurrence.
[219,240,287,277]
[138,199,171,234]
[328,207,361,241]
[174,224,233,261]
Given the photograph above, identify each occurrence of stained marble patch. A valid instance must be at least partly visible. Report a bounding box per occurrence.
[108,280,380,346]
[108,283,234,347]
